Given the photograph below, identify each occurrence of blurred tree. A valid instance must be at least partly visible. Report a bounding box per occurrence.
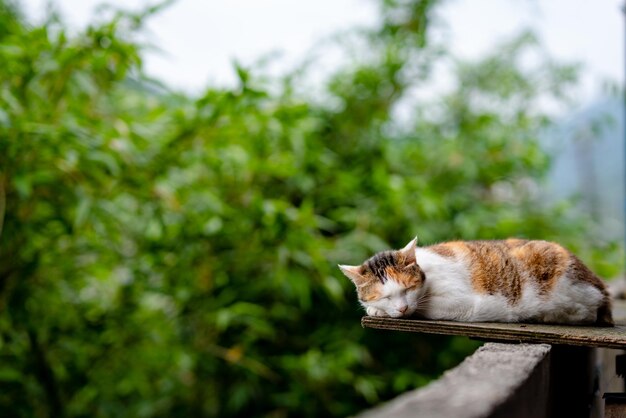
[0,0,620,417]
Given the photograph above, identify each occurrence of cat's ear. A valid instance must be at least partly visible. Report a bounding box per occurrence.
[399,237,418,265]
[338,265,366,285]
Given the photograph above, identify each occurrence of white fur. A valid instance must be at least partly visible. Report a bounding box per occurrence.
[365,280,421,318]
[364,247,604,324]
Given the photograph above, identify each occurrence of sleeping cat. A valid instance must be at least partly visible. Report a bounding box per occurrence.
[339,238,613,326]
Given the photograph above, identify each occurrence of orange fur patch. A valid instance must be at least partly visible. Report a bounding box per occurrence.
[465,241,523,303]
[459,240,584,304]
[385,266,419,288]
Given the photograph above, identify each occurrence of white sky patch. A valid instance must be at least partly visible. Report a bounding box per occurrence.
[19,0,623,104]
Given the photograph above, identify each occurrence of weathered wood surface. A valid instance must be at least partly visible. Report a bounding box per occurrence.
[362,317,626,349]
[356,343,551,418]
[357,302,626,417]
[361,300,626,349]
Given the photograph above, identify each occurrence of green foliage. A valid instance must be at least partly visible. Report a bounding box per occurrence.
[0,1,620,417]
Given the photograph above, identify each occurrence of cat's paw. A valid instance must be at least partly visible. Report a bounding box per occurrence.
[366,307,387,317]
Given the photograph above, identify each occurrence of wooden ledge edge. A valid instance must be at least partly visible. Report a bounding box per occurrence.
[361,316,626,349]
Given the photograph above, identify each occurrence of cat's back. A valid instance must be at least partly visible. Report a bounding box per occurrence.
[430,239,579,293]
[468,239,571,295]
[426,238,613,325]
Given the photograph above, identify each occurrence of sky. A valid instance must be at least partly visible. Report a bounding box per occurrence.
[20,0,624,105]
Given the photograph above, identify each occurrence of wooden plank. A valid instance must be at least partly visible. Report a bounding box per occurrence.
[362,301,626,349]
[362,316,626,349]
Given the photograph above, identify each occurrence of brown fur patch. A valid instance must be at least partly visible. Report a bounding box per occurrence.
[504,238,528,248]
[449,241,470,256]
[567,254,607,289]
[462,240,609,308]
[357,281,382,302]
[465,241,523,304]
[508,241,569,295]
[428,243,457,258]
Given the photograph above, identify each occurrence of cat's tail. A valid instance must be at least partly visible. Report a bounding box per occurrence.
[595,297,614,327]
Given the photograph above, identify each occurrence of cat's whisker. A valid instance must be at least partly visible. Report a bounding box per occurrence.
[414,297,433,312]
[415,301,431,310]
[415,293,432,305]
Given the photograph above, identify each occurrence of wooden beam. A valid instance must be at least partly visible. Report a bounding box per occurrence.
[361,317,626,349]
[356,343,551,418]
[548,345,596,418]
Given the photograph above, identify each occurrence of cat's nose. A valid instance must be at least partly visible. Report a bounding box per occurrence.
[399,305,408,313]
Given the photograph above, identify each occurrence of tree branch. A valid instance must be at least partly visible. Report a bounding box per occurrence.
[27,329,64,417]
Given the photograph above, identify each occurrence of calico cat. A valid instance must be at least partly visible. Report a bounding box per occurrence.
[339,238,614,326]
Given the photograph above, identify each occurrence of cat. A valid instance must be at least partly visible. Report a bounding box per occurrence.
[339,237,614,326]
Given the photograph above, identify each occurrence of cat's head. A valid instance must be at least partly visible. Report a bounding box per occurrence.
[339,238,426,318]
